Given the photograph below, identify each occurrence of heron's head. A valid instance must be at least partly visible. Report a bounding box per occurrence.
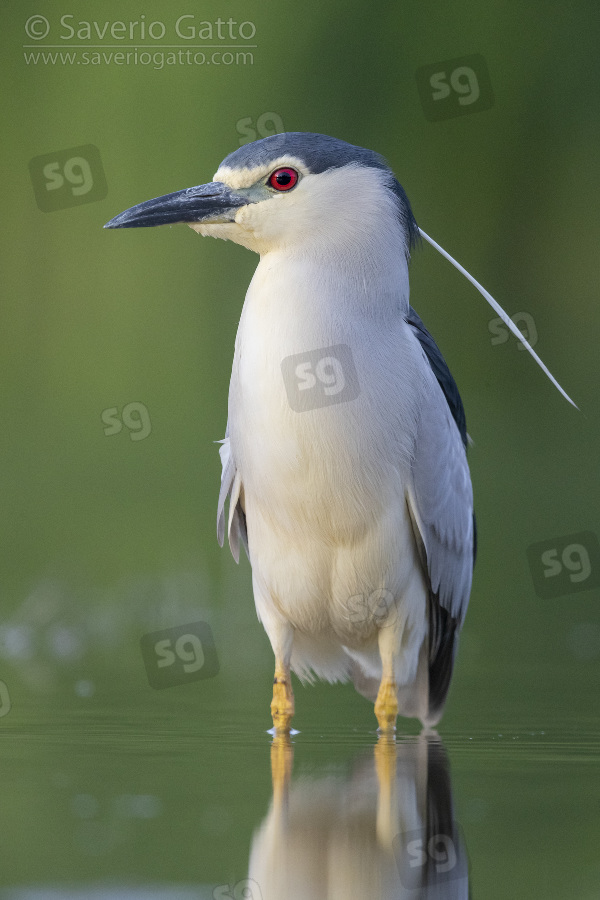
[105,132,419,257]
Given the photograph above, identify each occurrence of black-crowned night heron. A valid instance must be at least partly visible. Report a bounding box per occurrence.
[106,132,575,733]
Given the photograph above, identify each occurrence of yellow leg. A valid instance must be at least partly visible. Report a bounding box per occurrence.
[375,622,400,732]
[271,662,295,733]
[375,675,399,732]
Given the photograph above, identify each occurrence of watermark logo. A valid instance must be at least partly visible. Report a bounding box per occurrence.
[0,681,11,718]
[489,312,538,349]
[102,402,152,442]
[25,15,257,42]
[23,16,257,69]
[140,621,219,689]
[236,112,285,146]
[213,879,262,900]
[394,823,467,889]
[347,589,398,628]
[25,15,50,40]
[416,54,494,121]
[527,531,600,599]
[29,144,107,212]
[281,344,360,412]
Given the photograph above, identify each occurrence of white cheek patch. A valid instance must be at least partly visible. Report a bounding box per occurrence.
[233,201,270,235]
[213,156,309,190]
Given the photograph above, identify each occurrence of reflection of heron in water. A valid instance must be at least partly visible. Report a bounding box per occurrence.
[247,735,470,899]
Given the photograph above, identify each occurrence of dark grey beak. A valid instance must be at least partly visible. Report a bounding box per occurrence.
[104,181,247,229]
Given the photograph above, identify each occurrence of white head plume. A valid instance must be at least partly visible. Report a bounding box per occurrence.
[418,228,577,409]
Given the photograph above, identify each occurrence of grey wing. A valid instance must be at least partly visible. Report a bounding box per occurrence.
[405,319,475,721]
[216,422,248,563]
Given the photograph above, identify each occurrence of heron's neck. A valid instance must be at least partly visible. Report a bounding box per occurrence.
[253,230,411,321]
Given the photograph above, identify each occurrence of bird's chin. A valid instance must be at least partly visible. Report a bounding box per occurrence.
[188,221,240,242]
[188,220,263,253]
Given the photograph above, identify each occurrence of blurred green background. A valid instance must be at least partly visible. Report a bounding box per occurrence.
[1,0,599,897]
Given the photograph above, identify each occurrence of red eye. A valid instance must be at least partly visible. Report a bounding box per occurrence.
[268,167,298,191]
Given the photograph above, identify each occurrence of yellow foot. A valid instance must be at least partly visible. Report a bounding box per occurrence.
[271,677,295,733]
[375,676,398,732]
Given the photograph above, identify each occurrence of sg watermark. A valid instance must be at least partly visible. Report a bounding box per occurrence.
[527,531,600,599]
[102,402,152,442]
[394,823,467,889]
[281,344,360,412]
[213,879,262,900]
[416,54,494,121]
[0,681,11,718]
[489,312,538,349]
[347,589,399,628]
[236,112,285,146]
[29,144,107,212]
[140,621,219,689]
